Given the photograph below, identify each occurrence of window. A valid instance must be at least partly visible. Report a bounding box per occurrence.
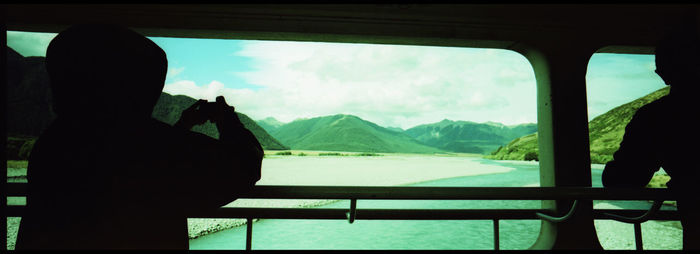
[7,30,543,250]
[586,52,680,250]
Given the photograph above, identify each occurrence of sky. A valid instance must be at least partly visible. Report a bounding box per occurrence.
[7,31,666,130]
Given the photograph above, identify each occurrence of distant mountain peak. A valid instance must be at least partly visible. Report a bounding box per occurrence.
[386,126,404,132]
[259,116,286,126]
[270,113,442,153]
[404,118,538,154]
[330,115,354,126]
[332,113,361,119]
[484,121,505,128]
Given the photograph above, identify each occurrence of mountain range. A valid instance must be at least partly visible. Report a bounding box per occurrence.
[404,120,537,154]
[5,47,287,160]
[151,93,289,150]
[255,115,537,154]
[257,117,286,134]
[267,114,442,153]
[7,46,539,158]
[487,86,671,164]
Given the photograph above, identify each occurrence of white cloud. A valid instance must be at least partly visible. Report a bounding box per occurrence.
[163,80,226,102]
[166,41,538,129]
[166,67,185,79]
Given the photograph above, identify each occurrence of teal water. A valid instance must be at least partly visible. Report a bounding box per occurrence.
[188,159,675,250]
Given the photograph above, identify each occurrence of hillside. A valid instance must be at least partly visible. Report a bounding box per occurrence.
[152,93,289,150]
[271,114,443,153]
[487,86,671,163]
[257,117,286,133]
[404,119,537,154]
[587,87,671,163]
[6,47,287,160]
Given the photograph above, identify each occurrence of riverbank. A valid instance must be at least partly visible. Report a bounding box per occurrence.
[187,153,509,239]
[6,155,681,249]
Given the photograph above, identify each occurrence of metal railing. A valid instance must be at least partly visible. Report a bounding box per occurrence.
[5,183,680,250]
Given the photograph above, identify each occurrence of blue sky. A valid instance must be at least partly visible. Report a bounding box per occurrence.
[7,31,666,129]
[149,37,259,90]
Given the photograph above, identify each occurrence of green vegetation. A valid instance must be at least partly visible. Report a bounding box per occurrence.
[487,87,670,164]
[7,160,28,169]
[647,174,670,188]
[355,152,382,156]
[405,120,537,154]
[524,151,539,161]
[587,87,670,164]
[485,133,539,161]
[269,151,382,157]
[270,114,442,154]
[319,152,343,156]
[647,174,676,206]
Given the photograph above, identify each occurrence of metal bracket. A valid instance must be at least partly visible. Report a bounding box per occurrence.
[603,200,664,224]
[536,200,579,223]
[346,199,357,224]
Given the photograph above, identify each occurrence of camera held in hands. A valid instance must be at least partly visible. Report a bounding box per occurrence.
[197,101,219,121]
[197,96,234,123]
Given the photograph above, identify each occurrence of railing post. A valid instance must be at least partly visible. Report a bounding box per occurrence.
[634,222,643,251]
[347,199,358,224]
[246,218,253,250]
[493,219,500,251]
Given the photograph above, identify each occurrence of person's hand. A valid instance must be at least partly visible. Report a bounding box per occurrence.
[208,96,240,126]
[174,99,209,130]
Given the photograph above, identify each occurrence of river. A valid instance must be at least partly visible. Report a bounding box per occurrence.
[188,156,682,250]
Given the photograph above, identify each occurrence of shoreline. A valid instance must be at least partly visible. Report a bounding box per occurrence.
[6,155,677,249]
[187,155,512,239]
[188,199,341,239]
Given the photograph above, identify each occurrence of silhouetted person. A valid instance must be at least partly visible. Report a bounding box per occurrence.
[15,24,263,250]
[602,25,700,250]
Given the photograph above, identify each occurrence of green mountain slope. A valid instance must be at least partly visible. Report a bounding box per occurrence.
[587,87,671,163]
[404,119,537,154]
[257,117,286,134]
[6,47,287,160]
[271,114,443,153]
[152,93,289,150]
[487,86,671,163]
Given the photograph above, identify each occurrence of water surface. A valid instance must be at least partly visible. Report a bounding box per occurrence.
[190,157,681,250]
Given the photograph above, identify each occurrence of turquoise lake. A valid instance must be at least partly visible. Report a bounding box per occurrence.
[189,157,681,250]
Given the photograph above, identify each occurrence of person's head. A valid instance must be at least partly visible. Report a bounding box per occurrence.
[654,24,700,90]
[46,24,167,119]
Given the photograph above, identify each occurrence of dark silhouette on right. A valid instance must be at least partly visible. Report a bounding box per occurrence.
[602,25,700,250]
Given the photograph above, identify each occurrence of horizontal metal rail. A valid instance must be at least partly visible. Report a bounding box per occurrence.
[6,183,677,200]
[5,183,680,250]
[5,206,680,220]
[237,186,677,200]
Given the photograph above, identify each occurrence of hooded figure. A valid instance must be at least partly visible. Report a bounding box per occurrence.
[15,24,263,250]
